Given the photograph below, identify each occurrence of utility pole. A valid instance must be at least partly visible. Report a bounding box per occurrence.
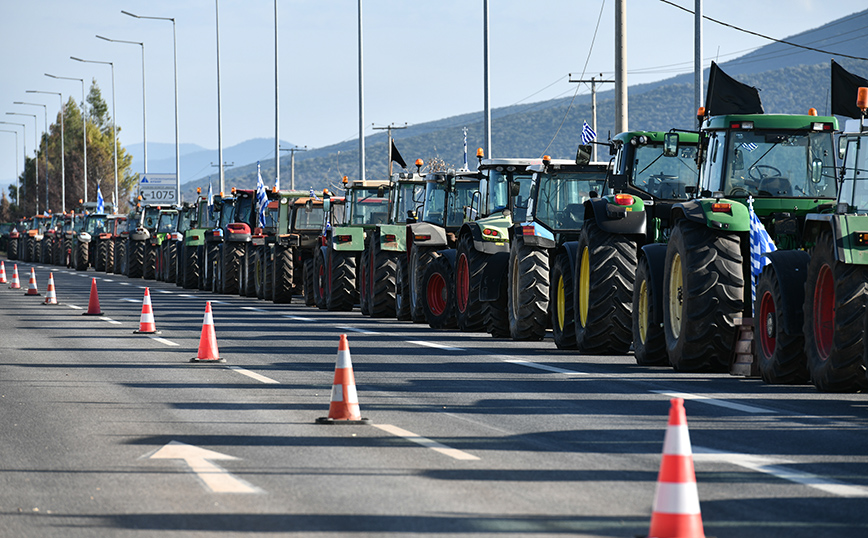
[569,74,614,162]
[280,145,307,191]
[274,0,280,190]
[695,0,704,129]
[215,0,225,193]
[357,0,366,182]
[614,0,628,133]
[373,123,407,178]
[482,0,492,158]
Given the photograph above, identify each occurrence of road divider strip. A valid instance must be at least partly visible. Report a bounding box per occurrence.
[100,316,122,325]
[226,366,279,384]
[148,335,180,347]
[408,341,466,352]
[373,423,480,461]
[67,304,82,310]
[651,391,777,414]
[240,307,267,312]
[503,359,588,376]
[336,326,379,335]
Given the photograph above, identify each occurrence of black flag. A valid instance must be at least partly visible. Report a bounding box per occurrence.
[831,59,868,119]
[705,61,764,116]
[391,139,407,169]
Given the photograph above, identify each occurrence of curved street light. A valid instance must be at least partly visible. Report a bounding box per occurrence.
[6,112,38,213]
[0,124,22,208]
[46,73,88,204]
[26,90,66,212]
[15,101,50,212]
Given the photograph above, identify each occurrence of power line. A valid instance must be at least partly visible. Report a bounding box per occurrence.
[659,0,868,62]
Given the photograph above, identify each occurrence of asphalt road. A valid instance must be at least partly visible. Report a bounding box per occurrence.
[1,257,867,537]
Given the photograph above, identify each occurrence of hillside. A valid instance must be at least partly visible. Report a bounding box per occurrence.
[174,8,868,201]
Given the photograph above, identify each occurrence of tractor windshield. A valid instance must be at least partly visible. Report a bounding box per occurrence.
[235,195,253,226]
[839,134,868,212]
[488,170,534,214]
[219,200,236,228]
[294,203,324,231]
[392,182,426,223]
[143,207,162,231]
[84,216,108,235]
[178,209,194,233]
[348,188,389,225]
[157,212,177,234]
[718,130,837,199]
[421,179,479,227]
[534,170,608,230]
[631,143,698,199]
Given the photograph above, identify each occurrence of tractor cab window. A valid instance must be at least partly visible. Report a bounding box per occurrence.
[722,130,837,199]
[839,135,868,211]
[178,209,194,233]
[348,188,389,225]
[85,216,107,235]
[219,200,236,228]
[293,203,324,231]
[144,207,162,231]
[534,171,608,230]
[631,143,698,199]
[447,181,480,227]
[235,195,253,226]
[157,213,177,234]
[488,169,534,215]
[392,182,425,223]
[422,180,447,226]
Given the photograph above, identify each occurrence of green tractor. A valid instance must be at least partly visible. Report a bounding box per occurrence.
[315,179,390,311]
[122,204,165,278]
[179,189,214,289]
[661,112,839,372]
[312,195,347,309]
[571,131,700,357]
[359,170,427,318]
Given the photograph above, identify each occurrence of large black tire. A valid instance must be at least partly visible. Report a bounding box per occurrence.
[803,232,868,392]
[143,244,157,280]
[254,246,267,299]
[242,244,256,297]
[313,247,327,309]
[115,240,127,275]
[166,242,178,284]
[128,240,145,278]
[200,244,218,291]
[264,246,274,301]
[96,241,108,272]
[40,240,51,264]
[75,242,89,271]
[222,242,243,294]
[303,258,315,306]
[359,245,371,316]
[756,263,809,384]
[550,250,577,349]
[7,237,17,260]
[105,240,115,273]
[662,220,743,372]
[273,244,294,303]
[409,246,437,323]
[455,233,488,332]
[574,220,636,354]
[507,236,548,340]
[395,256,411,321]
[326,249,357,311]
[370,239,397,318]
[485,260,510,338]
[24,236,35,262]
[183,244,199,289]
[423,253,457,329]
[632,255,668,366]
[53,239,63,266]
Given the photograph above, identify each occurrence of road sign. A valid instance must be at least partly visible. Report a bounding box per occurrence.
[139,173,178,205]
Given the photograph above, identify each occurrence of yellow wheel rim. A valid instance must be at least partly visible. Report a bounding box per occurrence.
[668,252,683,339]
[638,278,648,344]
[579,246,590,327]
[557,275,566,331]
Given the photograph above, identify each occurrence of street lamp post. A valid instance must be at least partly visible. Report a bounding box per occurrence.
[122,10,180,204]
[215,0,225,193]
[27,90,66,212]
[0,128,21,209]
[97,35,147,174]
[45,73,87,204]
[71,56,118,212]
[15,101,49,212]
[6,112,37,213]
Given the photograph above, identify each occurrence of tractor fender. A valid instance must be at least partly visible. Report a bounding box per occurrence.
[639,243,668,313]
[672,199,750,232]
[586,197,646,235]
[461,222,509,255]
[436,248,457,269]
[761,249,810,335]
[479,251,509,302]
[408,221,449,247]
[556,241,579,281]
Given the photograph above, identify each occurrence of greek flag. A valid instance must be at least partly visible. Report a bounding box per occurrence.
[749,196,776,303]
[207,181,214,221]
[256,161,268,228]
[96,185,105,214]
[581,121,596,145]
[740,142,758,152]
[308,187,321,201]
[463,127,468,170]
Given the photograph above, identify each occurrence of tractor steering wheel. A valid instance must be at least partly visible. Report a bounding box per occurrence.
[748,164,782,181]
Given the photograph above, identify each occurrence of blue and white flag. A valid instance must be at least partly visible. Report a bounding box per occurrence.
[740,142,758,152]
[256,161,268,228]
[463,127,468,170]
[96,184,105,214]
[308,187,321,201]
[207,181,214,221]
[748,196,776,303]
[581,121,596,145]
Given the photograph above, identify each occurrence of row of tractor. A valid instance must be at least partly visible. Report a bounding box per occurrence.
[6,70,868,393]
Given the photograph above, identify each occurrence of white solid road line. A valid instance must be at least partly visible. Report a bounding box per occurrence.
[373,423,480,461]
[240,306,267,312]
[652,390,777,415]
[226,366,279,384]
[282,315,314,322]
[99,316,122,325]
[67,304,83,310]
[503,358,588,376]
[336,326,380,335]
[120,298,139,303]
[407,340,466,352]
[148,335,180,347]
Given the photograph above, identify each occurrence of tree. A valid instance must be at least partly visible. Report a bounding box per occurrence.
[0,192,10,222]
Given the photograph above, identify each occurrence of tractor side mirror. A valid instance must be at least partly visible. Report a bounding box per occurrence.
[663,132,679,157]
[811,159,824,183]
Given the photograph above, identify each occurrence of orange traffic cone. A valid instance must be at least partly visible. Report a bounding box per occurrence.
[24,267,41,296]
[133,287,159,334]
[647,398,705,538]
[190,301,224,362]
[8,264,20,289]
[316,334,370,425]
[83,277,103,316]
[0,261,7,284]
[43,273,59,305]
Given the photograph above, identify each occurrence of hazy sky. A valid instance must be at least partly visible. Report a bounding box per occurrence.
[1,0,866,194]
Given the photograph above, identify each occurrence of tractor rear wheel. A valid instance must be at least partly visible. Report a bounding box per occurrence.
[663,220,743,372]
[75,242,89,271]
[314,248,327,309]
[507,236,548,340]
[326,249,356,311]
[756,263,809,384]
[371,239,397,318]
[359,246,371,315]
[395,256,411,321]
[273,244,294,303]
[254,246,266,299]
[128,241,144,278]
[242,245,256,297]
[455,233,487,332]
[166,242,178,284]
[222,243,243,294]
[303,258,315,306]
[803,232,868,392]
[143,245,157,280]
[96,241,108,272]
[409,246,436,323]
[183,245,199,289]
[574,220,636,354]
[551,250,577,349]
[105,240,115,273]
[633,255,667,366]
[423,254,457,329]
[7,237,17,260]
